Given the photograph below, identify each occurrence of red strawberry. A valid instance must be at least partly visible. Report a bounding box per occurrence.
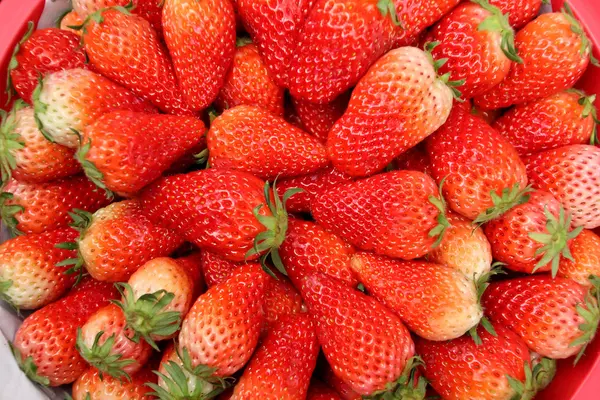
[0,100,81,184]
[174,252,205,295]
[319,362,360,400]
[0,176,110,235]
[72,0,164,36]
[263,272,304,330]
[207,105,328,180]
[416,323,534,400]
[291,93,349,143]
[0,227,78,309]
[484,190,583,276]
[276,166,354,214]
[482,275,599,360]
[393,144,431,175]
[6,25,87,104]
[215,40,285,116]
[351,252,484,341]
[77,110,205,196]
[524,144,600,229]
[558,229,600,287]
[12,277,118,386]
[32,68,156,148]
[392,0,461,47]
[307,380,343,400]
[72,366,156,400]
[279,218,358,289]
[162,0,236,111]
[200,250,241,288]
[426,106,528,220]
[327,45,454,177]
[425,0,520,99]
[232,313,319,399]
[474,9,596,110]
[488,0,544,29]
[81,8,194,115]
[300,273,414,396]
[60,11,85,37]
[311,170,448,260]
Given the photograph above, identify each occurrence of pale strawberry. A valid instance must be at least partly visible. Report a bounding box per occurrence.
[72,366,156,400]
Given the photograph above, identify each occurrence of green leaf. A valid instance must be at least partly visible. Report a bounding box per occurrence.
[473,184,533,226]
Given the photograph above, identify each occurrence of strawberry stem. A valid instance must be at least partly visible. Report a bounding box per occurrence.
[472,0,523,63]
[76,328,135,381]
[0,192,25,236]
[571,275,600,364]
[473,184,532,226]
[0,100,27,186]
[10,343,50,386]
[54,208,95,284]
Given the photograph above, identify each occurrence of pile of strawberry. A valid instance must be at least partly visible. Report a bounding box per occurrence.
[1,0,600,398]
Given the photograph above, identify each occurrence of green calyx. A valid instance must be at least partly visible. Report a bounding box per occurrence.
[571,89,599,145]
[528,206,583,278]
[571,275,600,364]
[194,149,209,166]
[507,358,557,400]
[54,208,94,283]
[0,192,25,237]
[245,181,303,278]
[112,282,182,352]
[76,328,135,381]
[76,135,114,199]
[469,265,506,345]
[5,21,35,105]
[473,184,533,226]
[31,76,55,143]
[424,41,466,100]
[427,177,450,249]
[69,1,134,36]
[472,0,523,63]
[363,356,428,400]
[10,342,50,386]
[562,3,599,67]
[0,279,21,316]
[0,100,27,185]
[235,37,253,47]
[377,0,403,28]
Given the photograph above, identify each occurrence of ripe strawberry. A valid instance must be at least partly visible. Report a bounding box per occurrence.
[0,227,77,310]
[473,9,596,110]
[558,229,600,287]
[484,190,583,276]
[0,101,81,183]
[482,275,599,360]
[311,170,448,260]
[72,366,156,400]
[279,218,358,289]
[263,272,304,330]
[77,110,205,196]
[351,252,485,341]
[12,277,118,386]
[200,250,241,288]
[232,313,319,399]
[307,380,343,400]
[207,105,328,180]
[393,144,431,175]
[32,68,156,148]
[428,212,492,280]
[425,0,520,99]
[60,11,84,37]
[488,0,544,29]
[392,0,461,47]
[276,166,354,214]
[162,0,236,111]
[327,46,454,177]
[319,362,360,400]
[67,200,184,282]
[174,252,205,296]
[215,40,284,116]
[178,264,268,381]
[291,93,349,143]
[493,90,597,156]
[524,144,600,229]
[6,24,87,104]
[299,273,414,396]
[426,106,527,220]
[416,323,534,400]
[81,8,193,115]
[0,176,110,236]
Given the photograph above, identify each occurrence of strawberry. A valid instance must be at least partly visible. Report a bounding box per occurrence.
[65,200,184,282]
[393,144,431,175]
[232,313,319,399]
[263,272,304,330]
[207,105,328,180]
[524,144,600,229]
[178,264,268,382]
[77,110,205,197]
[482,275,599,360]
[81,8,193,115]
[291,93,349,143]
[327,45,454,177]
[276,166,354,214]
[215,40,285,116]
[60,11,85,37]
[72,0,164,36]
[72,366,156,400]
[391,0,461,47]
[0,176,110,236]
[6,24,87,104]
[484,190,583,276]
[488,0,544,29]
[558,229,600,287]
[299,273,414,396]
[307,380,343,400]
[318,362,360,400]
[0,101,81,184]
[311,170,449,260]
[200,250,241,288]
[279,218,358,289]
[416,323,536,400]
[287,0,402,104]
[425,0,520,99]
[493,90,597,156]
[0,227,78,310]
[428,212,493,280]
[426,105,528,220]
[473,8,596,110]
[12,277,118,386]
[351,252,486,341]
[32,68,156,148]
[162,0,236,111]
[174,252,205,296]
